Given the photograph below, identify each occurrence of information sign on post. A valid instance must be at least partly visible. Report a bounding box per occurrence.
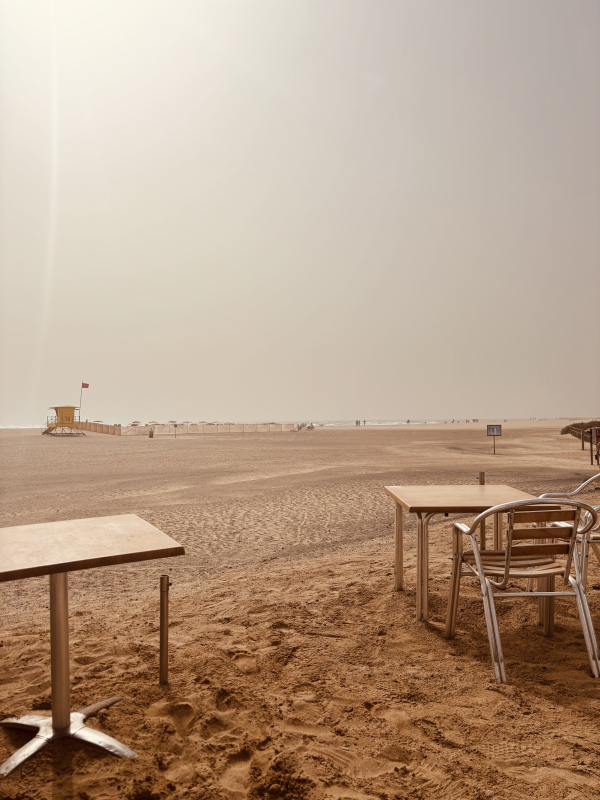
[487,424,502,455]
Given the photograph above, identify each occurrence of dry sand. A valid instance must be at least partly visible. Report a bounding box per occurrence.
[1,421,600,800]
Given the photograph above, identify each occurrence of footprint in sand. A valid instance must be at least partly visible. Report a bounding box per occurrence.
[379,744,413,763]
[480,738,542,764]
[219,644,259,674]
[74,652,111,665]
[200,713,229,739]
[146,699,197,735]
[219,746,254,798]
[370,704,427,741]
[232,653,258,674]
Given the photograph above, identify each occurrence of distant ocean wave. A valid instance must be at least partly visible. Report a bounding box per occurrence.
[0,425,42,429]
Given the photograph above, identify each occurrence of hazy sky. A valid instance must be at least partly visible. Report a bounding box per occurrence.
[1,0,599,425]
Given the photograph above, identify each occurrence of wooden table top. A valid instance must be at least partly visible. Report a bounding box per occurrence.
[384,484,535,514]
[0,514,185,582]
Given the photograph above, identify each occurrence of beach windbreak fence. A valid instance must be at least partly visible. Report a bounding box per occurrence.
[79,422,299,435]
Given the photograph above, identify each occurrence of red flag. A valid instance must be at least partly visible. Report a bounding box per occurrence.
[82,382,89,388]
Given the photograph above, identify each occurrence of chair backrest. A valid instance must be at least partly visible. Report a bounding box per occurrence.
[466,498,598,589]
[506,506,579,586]
[540,473,600,499]
[540,474,600,532]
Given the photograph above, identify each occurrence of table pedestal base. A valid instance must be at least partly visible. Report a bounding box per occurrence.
[0,697,137,776]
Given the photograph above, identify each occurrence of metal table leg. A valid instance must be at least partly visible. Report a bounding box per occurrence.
[541,575,555,637]
[416,514,423,620]
[480,519,486,550]
[159,574,169,684]
[421,513,435,622]
[50,571,70,730]
[0,572,137,776]
[394,504,404,591]
[415,513,435,621]
[492,513,500,550]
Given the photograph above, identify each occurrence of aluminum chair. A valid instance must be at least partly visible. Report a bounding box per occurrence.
[541,474,600,588]
[445,498,599,684]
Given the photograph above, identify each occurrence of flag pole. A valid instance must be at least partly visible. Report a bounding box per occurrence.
[80,383,83,418]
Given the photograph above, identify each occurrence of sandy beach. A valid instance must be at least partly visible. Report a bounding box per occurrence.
[1,421,600,800]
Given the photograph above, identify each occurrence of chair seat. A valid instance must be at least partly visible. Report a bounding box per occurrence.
[462,550,563,579]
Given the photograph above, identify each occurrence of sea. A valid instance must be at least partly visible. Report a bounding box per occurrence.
[1,419,491,429]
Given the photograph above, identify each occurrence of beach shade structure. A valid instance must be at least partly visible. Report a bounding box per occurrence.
[42,406,85,436]
[445,498,600,684]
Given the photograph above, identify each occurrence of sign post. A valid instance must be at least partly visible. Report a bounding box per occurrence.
[591,427,598,467]
[487,424,502,455]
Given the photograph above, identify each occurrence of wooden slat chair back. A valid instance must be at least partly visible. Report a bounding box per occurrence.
[444,497,599,684]
[501,507,579,586]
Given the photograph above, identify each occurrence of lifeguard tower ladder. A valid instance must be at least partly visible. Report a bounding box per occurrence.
[42,406,85,436]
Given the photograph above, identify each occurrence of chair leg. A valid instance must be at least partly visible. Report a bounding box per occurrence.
[488,585,507,684]
[589,542,600,586]
[581,536,590,590]
[570,577,600,678]
[538,577,545,625]
[590,542,600,564]
[578,539,600,593]
[445,526,462,639]
[480,578,507,683]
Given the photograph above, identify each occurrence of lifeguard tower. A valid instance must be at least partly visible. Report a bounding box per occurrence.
[42,406,85,436]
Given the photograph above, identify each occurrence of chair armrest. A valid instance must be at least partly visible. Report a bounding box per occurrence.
[451,523,469,562]
[453,523,470,554]
[453,522,470,535]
